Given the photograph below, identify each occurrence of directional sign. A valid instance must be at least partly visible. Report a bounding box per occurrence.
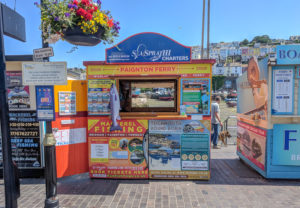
[33,47,54,59]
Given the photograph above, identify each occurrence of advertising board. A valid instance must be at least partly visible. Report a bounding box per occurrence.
[277,45,300,65]
[148,120,210,179]
[8,111,41,168]
[237,57,269,129]
[106,32,191,64]
[181,78,210,115]
[58,92,76,116]
[88,79,114,115]
[87,64,210,79]
[36,86,55,121]
[88,118,148,178]
[272,124,300,166]
[6,71,30,110]
[237,121,266,171]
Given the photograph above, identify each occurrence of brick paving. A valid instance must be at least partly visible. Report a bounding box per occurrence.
[1,145,300,208]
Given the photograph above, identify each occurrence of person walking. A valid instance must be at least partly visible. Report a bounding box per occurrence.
[211,96,223,149]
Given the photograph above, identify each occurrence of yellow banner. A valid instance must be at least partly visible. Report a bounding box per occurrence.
[88,64,210,77]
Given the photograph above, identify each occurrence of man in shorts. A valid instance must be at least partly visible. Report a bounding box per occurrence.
[211,96,223,149]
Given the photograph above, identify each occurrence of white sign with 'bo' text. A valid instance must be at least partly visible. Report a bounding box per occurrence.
[22,62,67,85]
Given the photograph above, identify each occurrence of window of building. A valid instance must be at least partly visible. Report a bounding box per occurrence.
[119,79,178,113]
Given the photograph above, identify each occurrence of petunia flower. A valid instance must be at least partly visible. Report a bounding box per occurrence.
[54,17,59,21]
[65,13,70,17]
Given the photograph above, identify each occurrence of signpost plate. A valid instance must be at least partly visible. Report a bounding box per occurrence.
[33,47,54,59]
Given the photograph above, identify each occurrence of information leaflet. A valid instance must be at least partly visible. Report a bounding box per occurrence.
[272,69,293,114]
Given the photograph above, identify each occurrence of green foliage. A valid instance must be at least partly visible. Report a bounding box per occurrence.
[239,39,249,46]
[35,0,120,44]
[251,35,271,44]
[212,76,226,91]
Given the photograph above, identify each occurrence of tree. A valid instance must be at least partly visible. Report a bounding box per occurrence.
[240,39,249,46]
[212,76,226,92]
[251,35,271,44]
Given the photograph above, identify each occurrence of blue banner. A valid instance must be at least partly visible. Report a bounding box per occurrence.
[106,32,191,64]
[273,124,300,166]
[277,45,300,65]
[36,86,55,121]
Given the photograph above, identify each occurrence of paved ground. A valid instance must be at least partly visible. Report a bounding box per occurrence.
[1,145,300,208]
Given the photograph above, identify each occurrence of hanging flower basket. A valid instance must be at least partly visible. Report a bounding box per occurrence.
[63,25,104,46]
[35,0,120,45]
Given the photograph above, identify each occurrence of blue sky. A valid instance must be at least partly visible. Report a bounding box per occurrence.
[3,0,300,68]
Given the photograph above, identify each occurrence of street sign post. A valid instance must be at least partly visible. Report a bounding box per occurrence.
[33,47,54,59]
[0,3,25,208]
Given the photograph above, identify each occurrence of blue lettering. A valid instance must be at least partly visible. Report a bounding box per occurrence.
[284,130,297,150]
[279,50,286,59]
[287,50,297,59]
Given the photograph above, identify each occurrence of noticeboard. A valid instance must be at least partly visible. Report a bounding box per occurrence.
[272,67,294,115]
[22,62,67,85]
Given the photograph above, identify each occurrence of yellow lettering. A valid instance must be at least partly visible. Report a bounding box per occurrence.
[137,126,143,133]
[128,127,134,132]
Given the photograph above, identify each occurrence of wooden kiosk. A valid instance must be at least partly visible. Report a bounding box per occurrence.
[84,32,215,179]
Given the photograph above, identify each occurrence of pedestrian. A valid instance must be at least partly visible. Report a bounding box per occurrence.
[211,96,223,149]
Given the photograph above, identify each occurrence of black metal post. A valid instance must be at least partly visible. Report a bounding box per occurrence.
[0,4,18,208]
[40,1,59,207]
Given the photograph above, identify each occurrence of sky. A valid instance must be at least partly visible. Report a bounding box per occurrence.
[3,0,300,68]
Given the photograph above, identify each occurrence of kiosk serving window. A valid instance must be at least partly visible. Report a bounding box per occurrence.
[119,79,178,113]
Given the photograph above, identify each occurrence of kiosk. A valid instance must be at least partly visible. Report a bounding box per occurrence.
[84,32,215,180]
[237,45,300,179]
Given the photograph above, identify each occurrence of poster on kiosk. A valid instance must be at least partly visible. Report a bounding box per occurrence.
[85,32,214,180]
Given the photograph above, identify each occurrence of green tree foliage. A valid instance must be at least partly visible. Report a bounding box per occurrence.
[212,76,226,91]
[239,39,249,46]
[251,35,271,44]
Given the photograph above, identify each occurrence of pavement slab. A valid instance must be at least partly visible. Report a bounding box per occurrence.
[1,145,300,208]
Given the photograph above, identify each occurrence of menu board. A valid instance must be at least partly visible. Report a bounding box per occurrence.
[272,69,294,114]
[8,111,41,168]
[181,79,210,115]
[6,71,30,110]
[59,91,76,116]
[88,79,114,115]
